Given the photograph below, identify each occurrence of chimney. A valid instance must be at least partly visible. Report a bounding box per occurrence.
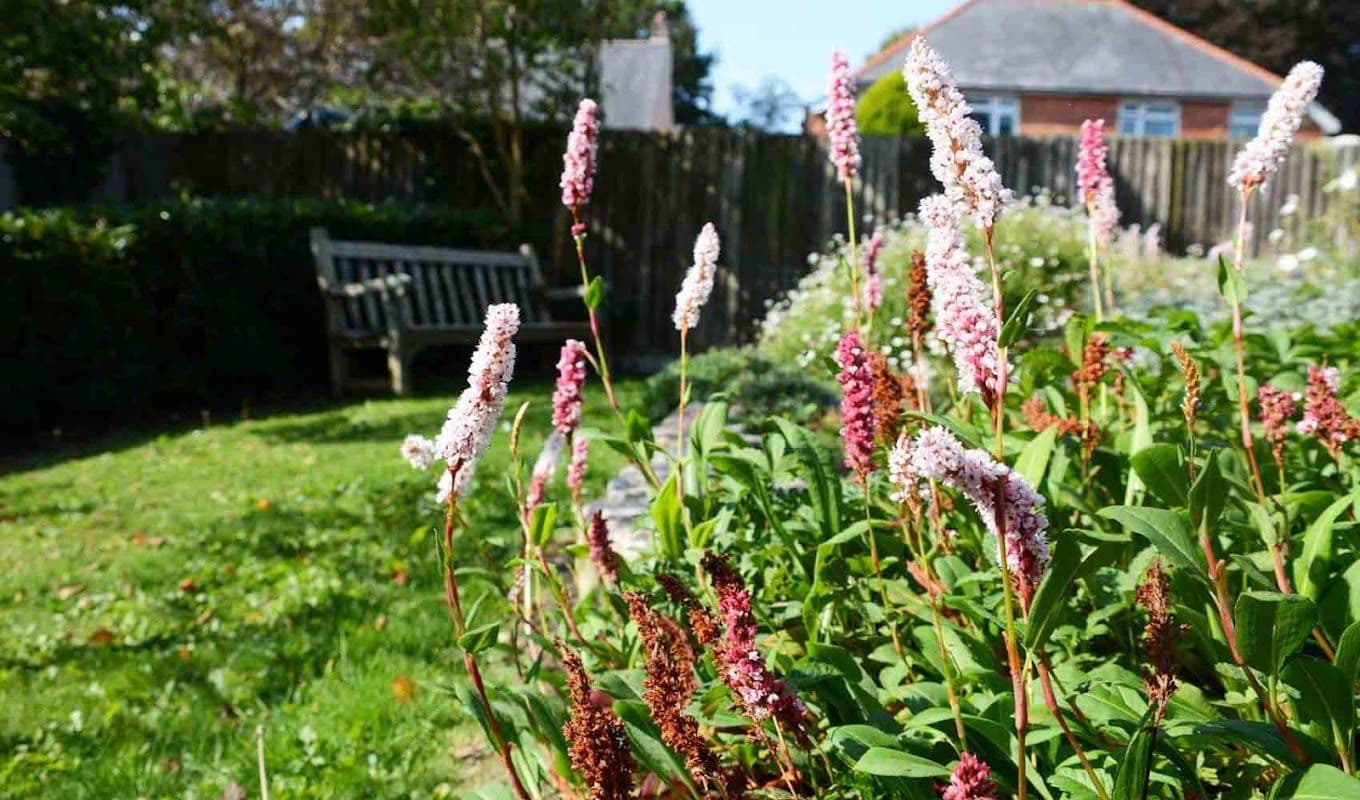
[650,10,670,41]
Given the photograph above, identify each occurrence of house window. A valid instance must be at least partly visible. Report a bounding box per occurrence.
[1118,100,1180,137]
[1230,103,1265,140]
[969,95,1020,136]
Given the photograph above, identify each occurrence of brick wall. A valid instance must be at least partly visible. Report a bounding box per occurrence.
[1015,92,1239,140]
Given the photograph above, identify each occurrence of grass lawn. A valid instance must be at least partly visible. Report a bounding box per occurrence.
[0,379,641,799]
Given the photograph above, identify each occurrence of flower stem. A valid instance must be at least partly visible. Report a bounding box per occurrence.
[441,487,532,800]
[1086,210,1104,322]
[984,228,1028,800]
[1229,191,1267,501]
[677,327,689,504]
[844,177,864,330]
[571,207,618,411]
[1037,655,1110,800]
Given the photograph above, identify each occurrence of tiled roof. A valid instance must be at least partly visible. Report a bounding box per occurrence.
[856,0,1282,100]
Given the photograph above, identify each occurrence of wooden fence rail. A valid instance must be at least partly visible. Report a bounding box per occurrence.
[5,129,1356,360]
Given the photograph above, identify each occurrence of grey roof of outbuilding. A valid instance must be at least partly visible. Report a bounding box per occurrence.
[857,0,1280,101]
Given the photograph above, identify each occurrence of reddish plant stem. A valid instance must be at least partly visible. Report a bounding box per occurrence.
[1198,528,1307,762]
[442,482,532,800]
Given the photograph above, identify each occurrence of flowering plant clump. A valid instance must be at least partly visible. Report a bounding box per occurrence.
[393,45,1360,800]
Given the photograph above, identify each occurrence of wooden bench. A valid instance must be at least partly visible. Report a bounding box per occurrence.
[310,227,588,396]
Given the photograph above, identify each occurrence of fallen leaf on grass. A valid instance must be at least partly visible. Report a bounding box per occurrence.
[178,578,197,592]
[392,675,417,703]
[56,583,85,600]
[87,627,116,646]
[194,608,214,626]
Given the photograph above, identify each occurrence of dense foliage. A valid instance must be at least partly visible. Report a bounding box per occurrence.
[856,72,924,137]
[0,199,509,433]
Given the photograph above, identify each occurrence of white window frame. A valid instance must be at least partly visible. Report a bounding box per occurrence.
[969,94,1021,136]
[1229,102,1265,140]
[1117,99,1181,138]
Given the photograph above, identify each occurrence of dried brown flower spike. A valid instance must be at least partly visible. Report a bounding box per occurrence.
[560,642,637,800]
[1170,341,1200,433]
[1135,562,1181,725]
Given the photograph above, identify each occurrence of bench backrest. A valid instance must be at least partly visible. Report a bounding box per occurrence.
[310,227,549,334]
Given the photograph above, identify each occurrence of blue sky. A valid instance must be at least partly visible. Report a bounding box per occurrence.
[686,0,958,122]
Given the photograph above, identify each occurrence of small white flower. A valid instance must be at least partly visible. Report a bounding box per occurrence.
[1276,253,1301,273]
[1279,194,1299,216]
[1267,228,1286,244]
[1298,246,1319,262]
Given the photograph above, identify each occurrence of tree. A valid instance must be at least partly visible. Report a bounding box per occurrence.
[0,0,176,202]
[730,77,802,132]
[1131,0,1359,132]
[855,71,922,136]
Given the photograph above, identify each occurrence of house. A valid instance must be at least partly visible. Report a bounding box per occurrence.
[853,0,1340,140]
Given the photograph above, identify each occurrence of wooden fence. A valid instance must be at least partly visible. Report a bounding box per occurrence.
[8,128,1357,360]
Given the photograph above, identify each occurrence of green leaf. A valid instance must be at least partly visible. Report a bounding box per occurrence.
[1015,425,1059,487]
[1282,656,1353,755]
[650,473,683,562]
[1194,719,1301,766]
[1332,621,1360,688]
[613,700,696,795]
[1064,314,1089,368]
[457,621,501,655]
[624,410,654,445]
[1282,764,1360,799]
[1188,449,1227,532]
[1235,591,1317,676]
[1123,378,1154,504]
[528,503,557,549]
[1294,492,1356,600]
[1099,506,1206,584]
[852,747,951,778]
[1112,720,1155,800]
[1130,444,1187,508]
[999,288,1038,347]
[583,275,604,310]
[1217,253,1248,306]
[1024,536,1122,650]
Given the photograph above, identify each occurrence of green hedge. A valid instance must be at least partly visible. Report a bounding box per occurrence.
[1,199,513,433]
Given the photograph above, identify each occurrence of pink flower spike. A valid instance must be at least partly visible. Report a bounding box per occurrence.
[561,98,600,209]
[700,551,805,730]
[432,303,520,503]
[673,223,720,332]
[552,339,589,436]
[919,195,1007,406]
[587,510,619,584]
[1229,61,1324,192]
[835,329,878,475]
[567,436,589,495]
[939,752,998,800]
[1092,176,1120,247]
[827,50,861,182]
[525,431,565,512]
[1076,119,1111,208]
[400,434,435,469]
[906,426,1050,599]
[903,38,1011,228]
[863,231,885,313]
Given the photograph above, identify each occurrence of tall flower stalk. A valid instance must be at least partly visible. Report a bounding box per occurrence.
[673,223,720,502]
[426,304,531,800]
[561,97,618,410]
[1077,119,1118,319]
[1226,61,1323,501]
[828,50,864,327]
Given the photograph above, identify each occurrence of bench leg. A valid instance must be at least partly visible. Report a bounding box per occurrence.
[328,342,349,398]
[387,343,411,396]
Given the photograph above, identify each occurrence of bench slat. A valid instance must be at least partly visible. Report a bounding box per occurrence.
[404,260,433,327]
[327,239,531,268]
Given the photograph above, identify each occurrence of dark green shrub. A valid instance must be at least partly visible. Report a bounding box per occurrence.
[642,347,836,424]
[0,199,511,432]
